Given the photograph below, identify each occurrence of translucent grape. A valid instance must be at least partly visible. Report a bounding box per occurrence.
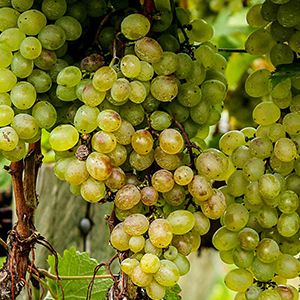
[224,269,253,292]
[0,68,17,93]
[115,184,141,210]
[11,113,39,140]
[120,54,141,78]
[123,213,149,236]
[151,169,174,193]
[41,0,66,20]
[57,66,82,87]
[110,222,130,251]
[55,16,82,41]
[0,127,19,151]
[253,102,281,126]
[188,175,213,203]
[0,105,14,126]
[135,37,163,64]
[0,7,20,31]
[150,75,178,102]
[121,13,150,40]
[38,25,66,51]
[148,219,173,248]
[154,260,180,287]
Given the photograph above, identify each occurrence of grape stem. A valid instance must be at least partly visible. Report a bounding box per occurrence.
[218,48,247,53]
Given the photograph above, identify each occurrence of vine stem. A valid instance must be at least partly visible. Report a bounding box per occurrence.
[0,237,8,250]
[218,48,247,53]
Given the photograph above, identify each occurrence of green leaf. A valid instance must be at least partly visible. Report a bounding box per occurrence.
[47,247,113,300]
[164,284,181,300]
[271,64,300,86]
[0,257,6,268]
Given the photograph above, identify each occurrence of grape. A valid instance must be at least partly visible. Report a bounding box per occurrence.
[0,127,19,151]
[289,31,300,53]
[86,0,107,18]
[0,68,17,93]
[34,49,57,70]
[38,25,66,51]
[159,129,184,155]
[151,169,174,193]
[166,210,195,235]
[223,203,249,232]
[258,289,281,300]
[92,66,117,92]
[270,43,294,66]
[0,7,20,31]
[0,105,14,126]
[129,236,145,253]
[0,45,13,68]
[57,66,81,87]
[119,102,145,126]
[175,53,193,79]
[274,138,297,162]
[243,157,265,181]
[27,69,52,93]
[187,19,214,43]
[136,61,154,81]
[257,206,278,229]
[11,0,33,12]
[154,260,180,287]
[213,227,239,251]
[154,146,181,171]
[173,166,193,186]
[152,51,178,76]
[245,29,275,55]
[135,37,163,64]
[123,214,149,236]
[188,175,213,203]
[256,238,280,264]
[129,81,147,104]
[81,82,106,107]
[277,0,300,28]
[11,52,34,78]
[97,110,121,133]
[56,85,77,101]
[276,285,299,300]
[245,69,272,98]
[0,27,25,51]
[114,119,135,145]
[140,186,158,206]
[120,54,141,78]
[252,102,281,126]
[219,130,245,155]
[110,222,130,251]
[148,219,173,248]
[91,131,117,154]
[131,129,153,155]
[150,75,178,102]
[149,111,171,131]
[64,158,89,186]
[114,184,141,210]
[227,170,249,197]
[17,9,47,35]
[277,212,300,237]
[224,268,253,292]
[55,16,82,41]
[11,114,39,140]
[278,190,299,213]
[1,140,27,161]
[41,0,66,20]
[163,184,186,206]
[129,149,154,171]
[173,253,190,276]
[140,253,160,274]
[146,280,166,300]
[249,137,273,159]
[283,112,300,136]
[105,167,126,190]
[131,265,153,287]
[200,189,226,219]
[121,14,150,40]
[238,227,260,251]
[246,4,268,28]
[121,258,139,276]
[49,124,79,151]
[232,247,254,269]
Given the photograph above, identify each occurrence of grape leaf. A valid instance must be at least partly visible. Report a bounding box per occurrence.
[164,284,182,300]
[47,247,113,300]
[271,64,300,86]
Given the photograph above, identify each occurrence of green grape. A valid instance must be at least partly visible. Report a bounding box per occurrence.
[0,126,19,151]
[86,151,112,181]
[11,0,33,12]
[11,52,34,78]
[256,238,280,264]
[0,45,13,68]
[187,19,213,43]
[11,81,36,110]
[193,211,210,235]
[64,158,89,185]
[32,101,57,129]
[177,83,202,108]
[219,130,245,155]
[245,29,275,55]
[163,246,178,261]
[148,219,173,248]
[86,0,107,17]
[34,49,57,70]
[49,124,79,151]
[186,60,206,85]
[188,175,213,203]
[140,253,160,274]
[173,253,190,276]
[243,157,265,181]
[172,234,193,256]
[41,0,66,20]
[200,189,226,220]
[123,213,149,236]
[121,13,150,40]
[129,236,145,253]
[131,265,153,287]
[159,129,184,155]
[114,119,135,145]
[246,4,268,28]
[38,24,66,51]
[57,66,82,87]
[245,181,263,206]
[224,269,253,292]
[289,31,300,53]
[154,146,181,171]
[74,105,99,134]
[268,123,286,142]
[144,239,162,256]
[163,184,186,206]
[258,289,281,300]
[219,250,234,265]
[105,167,126,190]
[231,146,252,169]
[55,16,82,41]
[283,112,300,136]
[166,210,195,235]
[136,61,154,81]
[119,102,145,126]
[110,222,130,251]
[227,170,249,197]
[150,75,178,102]
[152,7,172,32]
[253,102,281,126]
[245,69,271,98]
[157,33,180,52]
[114,184,141,210]
[0,7,20,31]
[17,9,47,35]
[201,79,226,105]
[0,105,14,126]
[130,149,154,171]
[212,227,239,251]
[166,102,189,123]
[152,51,178,76]
[274,138,297,162]
[175,53,193,79]
[149,111,171,131]
[194,45,216,69]
[277,0,300,28]
[232,247,254,268]
[174,166,193,186]
[54,157,73,180]
[120,54,141,78]
[259,174,281,200]
[97,26,114,51]
[223,203,249,232]
[257,206,278,229]
[151,169,174,193]
[56,85,77,101]
[146,280,166,300]
[121,258,139,276]
[270,44,294,66]
[270,21,294,43]
[249,137,273,159]
[252,256,276,282]
[0,28,25,52]
[134,37,163,64]
[49,58,68,82]
[277,212,300,237]
[129,81,147,104]
[11,114,38,140]
[81,82,106,107]
[93,66,117,92]
[28,70,52,94]
[0,68,17,94]
[278,190,299,213]
[154,260,180,287]
[19,37,42,60]
[1,139,27,161]
[131,129,153,155]
[97,110,121,133]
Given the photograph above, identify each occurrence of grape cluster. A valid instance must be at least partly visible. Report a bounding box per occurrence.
[211,1,300,297]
